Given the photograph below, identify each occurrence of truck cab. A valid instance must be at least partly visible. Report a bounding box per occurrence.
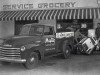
[0,23,74,69]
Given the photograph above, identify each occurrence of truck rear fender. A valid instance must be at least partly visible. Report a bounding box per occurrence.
[59,39,73,51]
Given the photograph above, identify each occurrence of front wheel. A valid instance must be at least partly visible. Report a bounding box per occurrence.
[62,41,71,59]
[23,52,39,69]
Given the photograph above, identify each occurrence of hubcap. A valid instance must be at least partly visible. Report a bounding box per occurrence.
[66,49,69,54]
[30,57,35,63]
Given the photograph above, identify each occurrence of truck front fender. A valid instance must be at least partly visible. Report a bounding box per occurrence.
[24,44,45,60]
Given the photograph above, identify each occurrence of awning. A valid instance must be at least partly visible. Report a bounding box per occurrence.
[0,8,100,21]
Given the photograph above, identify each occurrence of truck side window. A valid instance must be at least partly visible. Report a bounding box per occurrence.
[44,26,54,35]
[30,26,43,35]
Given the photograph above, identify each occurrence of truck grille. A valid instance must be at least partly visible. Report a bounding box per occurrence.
[0,47,21,59]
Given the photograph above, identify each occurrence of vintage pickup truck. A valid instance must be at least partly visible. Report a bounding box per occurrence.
[0,23,74,69]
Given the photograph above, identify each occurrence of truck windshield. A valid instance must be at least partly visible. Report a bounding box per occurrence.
[19,25,43,36]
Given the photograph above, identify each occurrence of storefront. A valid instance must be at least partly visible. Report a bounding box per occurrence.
[0,0,100,38]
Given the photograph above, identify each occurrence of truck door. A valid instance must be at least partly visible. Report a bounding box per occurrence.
[43,26,56,56]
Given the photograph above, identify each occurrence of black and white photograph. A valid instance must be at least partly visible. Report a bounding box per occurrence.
[0,0,100,75]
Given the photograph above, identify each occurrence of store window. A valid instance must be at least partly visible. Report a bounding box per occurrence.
[57,19,93,36]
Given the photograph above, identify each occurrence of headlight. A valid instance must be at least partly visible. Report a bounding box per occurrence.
[20,46,26,51]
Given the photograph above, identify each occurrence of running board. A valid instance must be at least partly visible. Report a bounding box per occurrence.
[44,53,62,59]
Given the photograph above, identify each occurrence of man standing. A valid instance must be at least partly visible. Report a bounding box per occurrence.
[95,23,100,41]
[95,23,100,50]
[74,28,86,43]
[74,28,87,54]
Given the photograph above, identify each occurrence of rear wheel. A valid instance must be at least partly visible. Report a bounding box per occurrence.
[62,41,71,59]
[23,52,39,69]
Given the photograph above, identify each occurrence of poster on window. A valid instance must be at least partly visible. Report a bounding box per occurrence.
[81,24,87,28]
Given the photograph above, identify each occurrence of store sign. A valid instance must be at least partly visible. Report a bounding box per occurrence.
[0,0,98,11]
[3,2,76,10]
[3,4,34,10]
[3,4,33,10]
[38,2,76,8]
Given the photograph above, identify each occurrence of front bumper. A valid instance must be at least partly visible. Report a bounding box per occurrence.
[0,47,26,63]
[0,57,26,63]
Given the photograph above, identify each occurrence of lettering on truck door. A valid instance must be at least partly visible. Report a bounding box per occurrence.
[43,26,56,56]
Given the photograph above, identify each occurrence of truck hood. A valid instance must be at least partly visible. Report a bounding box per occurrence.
[3,36,42,47]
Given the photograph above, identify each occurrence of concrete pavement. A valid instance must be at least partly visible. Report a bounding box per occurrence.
[0,54,100,75]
